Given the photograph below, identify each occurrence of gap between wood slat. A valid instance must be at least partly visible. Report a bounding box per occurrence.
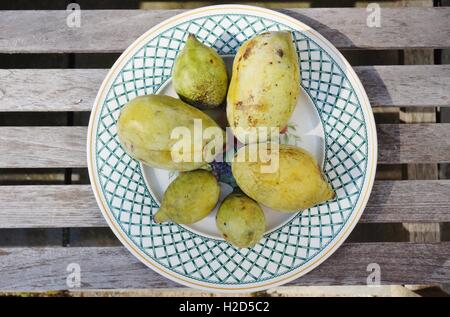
[0,180,449,229]
[0,242,448,290]
[0,66,449,112]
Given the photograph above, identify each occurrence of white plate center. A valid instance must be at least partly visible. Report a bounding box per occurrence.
[141,55,324,239]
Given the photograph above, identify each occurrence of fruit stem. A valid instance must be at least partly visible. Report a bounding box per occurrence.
[153,208,170,223]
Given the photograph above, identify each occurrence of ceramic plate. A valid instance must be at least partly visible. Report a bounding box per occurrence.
[87,5,377,292]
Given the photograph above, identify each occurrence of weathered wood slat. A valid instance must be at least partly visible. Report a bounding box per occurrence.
[357,65,450,108]
[0,8,449,53]
[0,242,448,290]
[1,66,449,112]
[1,124,449,168]
[1,180,449,229]
[0,185,101,228]
[363,180,450,223]
[0,69,97,112]
[0,127,86,168]
[377,124,450,164]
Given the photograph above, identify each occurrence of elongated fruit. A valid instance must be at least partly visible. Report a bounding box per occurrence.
[227,31,300,143]
[117,94,223,171]
[232,144,334,212]
[216,192,265,248]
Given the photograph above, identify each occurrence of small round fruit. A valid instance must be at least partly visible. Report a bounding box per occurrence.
[216,193,265,248]
[154,170,220,224]
[173,34,228,108]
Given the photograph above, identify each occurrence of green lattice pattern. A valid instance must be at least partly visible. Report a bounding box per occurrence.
[95,14,367,284]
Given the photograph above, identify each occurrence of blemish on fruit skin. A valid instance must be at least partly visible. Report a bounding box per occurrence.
[242,41,256,60]
[124,141,134,152]
[248,116,258,125]
[276,49,284,58]
[243,49,252,60]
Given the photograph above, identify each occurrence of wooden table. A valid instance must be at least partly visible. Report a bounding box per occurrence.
[0,7,449,293]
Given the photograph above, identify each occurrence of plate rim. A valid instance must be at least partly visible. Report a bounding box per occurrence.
[87,4,378,293]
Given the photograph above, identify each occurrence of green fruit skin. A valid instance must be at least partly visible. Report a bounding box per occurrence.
[173,34,228,109]
[227,31,300,143]
[154,170,220,224]
[232,144,335,212]
[117,94,223,171]
[216,193,266,248]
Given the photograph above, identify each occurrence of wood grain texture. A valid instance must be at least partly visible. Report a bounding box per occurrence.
[357,65,450,108]
[0,242,448,290]
[1,180,449,229]
[1,66,449,112]
[0,8,449,53]
[377,123,450,164]
[0,185,101,228]
[0,127,86,168]
[1,124,449,168]
[362,180,450,223]
[0,69,99,112]
[400,48,440,244]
